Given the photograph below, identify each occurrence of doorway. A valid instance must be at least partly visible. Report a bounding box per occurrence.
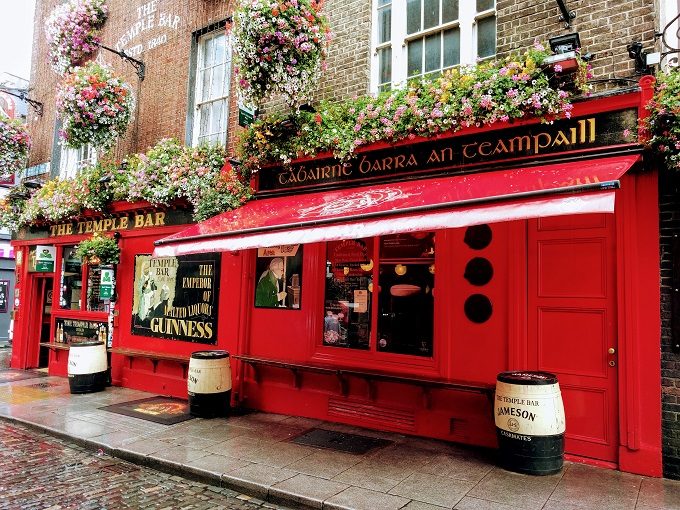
[26,276,53,369]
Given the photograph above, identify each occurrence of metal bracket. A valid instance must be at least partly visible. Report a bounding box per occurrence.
[0,88,43,117]
[97,43,146,81]
[555,0,576,28]
[655,12,680,67]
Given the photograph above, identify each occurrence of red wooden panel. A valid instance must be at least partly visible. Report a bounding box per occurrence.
[561,385,610,444]
[538,213,607,231]
[537,239,606,298]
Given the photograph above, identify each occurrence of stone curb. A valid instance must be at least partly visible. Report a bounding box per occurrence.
[0,414,320,510]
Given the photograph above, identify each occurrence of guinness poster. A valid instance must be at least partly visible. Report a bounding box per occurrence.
[131,253,220,344]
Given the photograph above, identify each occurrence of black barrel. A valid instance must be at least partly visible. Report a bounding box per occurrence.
[494,371,565,475]
[188,350,231,418]
[67,341,108,394]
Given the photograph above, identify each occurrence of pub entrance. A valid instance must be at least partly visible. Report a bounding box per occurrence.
[26,275,53,369]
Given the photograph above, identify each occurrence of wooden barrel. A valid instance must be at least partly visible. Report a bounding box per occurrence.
[188,350,231,418]
[67,341,108,394]
[494,371,565,475]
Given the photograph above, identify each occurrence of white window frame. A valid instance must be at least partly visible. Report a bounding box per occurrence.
[59,144,97,179]
[191,29,232,147]
[370,0,496,93]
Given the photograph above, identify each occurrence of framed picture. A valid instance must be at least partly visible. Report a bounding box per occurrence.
[254,245,303,309]
[131,253,221,344]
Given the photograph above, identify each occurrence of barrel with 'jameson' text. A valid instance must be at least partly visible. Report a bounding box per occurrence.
[188,350,231,418]
[495,371,565,475]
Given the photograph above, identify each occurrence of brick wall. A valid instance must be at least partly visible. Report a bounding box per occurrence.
[660,169,680,480]
[497,0,656,80]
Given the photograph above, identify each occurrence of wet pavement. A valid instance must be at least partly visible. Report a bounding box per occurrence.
[0,421,291,509]
[0,370,679,510]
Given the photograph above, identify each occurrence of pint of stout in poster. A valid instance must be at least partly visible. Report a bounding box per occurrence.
[494,371,565,475]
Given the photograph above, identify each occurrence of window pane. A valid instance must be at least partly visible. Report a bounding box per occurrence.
[199,103,211,137]
[201,68,211,99]
[211,63,225,99]
[424,32,441,73]
[477,15,496,58]
[86,265,109,312]
[406,0,421,34]
[476,0,494,12]
[60,246,82,310]
[211,100,225,135]
[378,6,391,43]
[407,38,423,77]
[377,233,435,357]
[213,34,225,64]
[443,27,460,67]
[378,46,392,86]
[202,37,214,67]
[423,0,439,29]
[324,239,373,350]
[378,0,390,5]
[442,0,458,23]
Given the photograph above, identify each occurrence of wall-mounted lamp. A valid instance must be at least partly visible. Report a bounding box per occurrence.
[23,180,43,190]
[394,264,407,276]
[549,33,581,54]
[627,41,653,75]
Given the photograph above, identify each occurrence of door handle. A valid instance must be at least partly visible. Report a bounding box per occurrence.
[608,347,616,355]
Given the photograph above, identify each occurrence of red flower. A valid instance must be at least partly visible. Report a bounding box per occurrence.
[314,113,322,124]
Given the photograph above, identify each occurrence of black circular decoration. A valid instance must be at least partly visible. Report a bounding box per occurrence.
[464,294,493,323]
[464,224,492,250]
[464,257,494,286]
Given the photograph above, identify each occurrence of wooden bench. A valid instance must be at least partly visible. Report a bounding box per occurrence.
[39,342,70,351]
[109,347,191,377]
[232,354,495,409]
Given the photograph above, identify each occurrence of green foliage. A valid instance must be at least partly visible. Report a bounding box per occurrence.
[646,68,680,171]
[75,232,121,265]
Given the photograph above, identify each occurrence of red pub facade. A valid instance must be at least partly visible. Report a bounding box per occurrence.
[12,78,663,477]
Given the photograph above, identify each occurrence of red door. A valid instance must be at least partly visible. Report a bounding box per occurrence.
[528,214,618,463]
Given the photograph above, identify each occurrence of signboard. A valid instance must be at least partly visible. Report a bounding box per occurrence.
[131,253,221,343]
[257,109,639,194]
[35,245,56,272]
[254,245,302,309]
[55,318,108,344]
[238,104,257,127]
[15,208,193,241]
[100,267,114,300]
[0,280,9,313]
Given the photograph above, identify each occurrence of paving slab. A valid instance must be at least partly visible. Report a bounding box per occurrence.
[324,486,410,510]
[269,473,349,509]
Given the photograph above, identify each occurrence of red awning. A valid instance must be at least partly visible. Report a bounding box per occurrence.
[154,154,639,257]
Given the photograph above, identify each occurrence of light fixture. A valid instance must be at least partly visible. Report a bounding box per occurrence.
[23,180,43,190]
[394,264,407,276]
[428,264,435,275]
[549,33,581,54]
[627,41,651,74]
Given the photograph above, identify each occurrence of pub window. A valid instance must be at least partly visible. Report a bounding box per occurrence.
[371,0,496,92]
[324,233,435,357]
[60,245,83,310]
[85,265,111,312]
[189,24,232,146]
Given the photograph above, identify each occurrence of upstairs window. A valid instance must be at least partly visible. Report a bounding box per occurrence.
[59,144,97,179]
[190,27,232,146]
[372,0,496,92]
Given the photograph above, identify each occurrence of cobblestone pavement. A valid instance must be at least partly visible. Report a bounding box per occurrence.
[0,422,291,510]
[0,348,10,369]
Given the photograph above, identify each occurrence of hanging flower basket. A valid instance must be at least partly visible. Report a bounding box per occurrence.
[233,0,332,109]
[75,232,120,265]
[0,116,31,178]
[45,0,108,75]
[56,61,135,150]
[645,68,680,171]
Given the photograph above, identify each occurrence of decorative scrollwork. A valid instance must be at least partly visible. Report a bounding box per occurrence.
[656,12,680,67]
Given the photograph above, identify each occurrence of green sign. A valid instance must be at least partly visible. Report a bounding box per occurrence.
[100,268,114,300]
[238,104,256,127]
[35,245,56,272]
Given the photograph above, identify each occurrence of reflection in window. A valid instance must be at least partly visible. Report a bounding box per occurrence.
[377,233,434,356]
[60,246,82,310]
[86,265,111,312]
[324,239,373,350]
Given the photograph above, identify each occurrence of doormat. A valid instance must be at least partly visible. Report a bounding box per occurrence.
[292,428,392,454]
[100,396,194,425]
[0,369,47,384]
